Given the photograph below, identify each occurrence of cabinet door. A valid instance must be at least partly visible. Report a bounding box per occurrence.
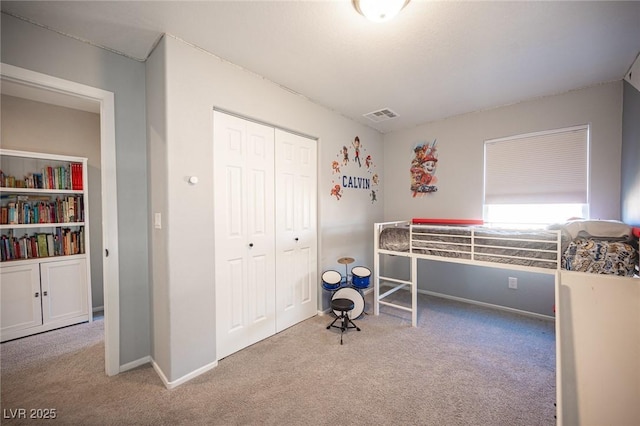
[40,258,88,324]
[0,264,42,338]
[214,111,276,359]
[275,129,318,332]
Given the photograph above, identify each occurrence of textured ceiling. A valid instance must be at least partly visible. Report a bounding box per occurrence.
[2,1,640,133]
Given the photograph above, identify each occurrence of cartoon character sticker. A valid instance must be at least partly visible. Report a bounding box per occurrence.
[342,146,349,166]
[365,155,372,168]
[331,184,342,200]
[330,136,379,202]
[410,139,438,197]
[352,136,361,167]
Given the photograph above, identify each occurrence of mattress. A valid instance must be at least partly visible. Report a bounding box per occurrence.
[379,225,560,269]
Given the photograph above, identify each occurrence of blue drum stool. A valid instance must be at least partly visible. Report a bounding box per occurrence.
[327,297,360,345]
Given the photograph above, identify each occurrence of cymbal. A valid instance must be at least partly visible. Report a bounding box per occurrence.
[337,257,355,264]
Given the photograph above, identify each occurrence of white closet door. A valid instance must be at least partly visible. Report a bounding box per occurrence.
[275,129,318,332]
[214,111,276,359]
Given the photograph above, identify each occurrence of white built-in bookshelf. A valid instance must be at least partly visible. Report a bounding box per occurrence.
[0,149,91,342]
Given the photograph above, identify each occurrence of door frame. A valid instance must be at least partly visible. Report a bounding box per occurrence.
[0,63,120,376]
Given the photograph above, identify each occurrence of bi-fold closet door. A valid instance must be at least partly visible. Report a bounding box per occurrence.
[213,111,317,360]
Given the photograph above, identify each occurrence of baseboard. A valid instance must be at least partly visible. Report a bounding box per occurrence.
[92,305,104,313]
[151,358,218,389]
[417,289,555,321]
[120,356,151,373]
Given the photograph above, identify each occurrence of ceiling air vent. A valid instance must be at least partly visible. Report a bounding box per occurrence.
[363,108,399,123]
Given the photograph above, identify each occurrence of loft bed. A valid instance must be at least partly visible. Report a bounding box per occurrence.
[372,218,640,425]
[373,218,639,326]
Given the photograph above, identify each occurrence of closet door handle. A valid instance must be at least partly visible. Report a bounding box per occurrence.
[43,291,48,296]
[35,292,39,298]
[294,237,299,242]
[249,243,254,248]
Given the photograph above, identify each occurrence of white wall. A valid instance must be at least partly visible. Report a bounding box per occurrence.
[1,13,150,366]
[1,95,104,310]
[147,35,384,383]
[381,81,624,315]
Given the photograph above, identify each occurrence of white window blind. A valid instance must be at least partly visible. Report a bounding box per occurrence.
[484,125,588,204]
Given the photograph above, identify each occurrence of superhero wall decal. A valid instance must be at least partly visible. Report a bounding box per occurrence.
[410,139,438,197]
[330,136,379,203]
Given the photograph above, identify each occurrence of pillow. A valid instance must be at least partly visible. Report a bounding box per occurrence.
[560,220,632,240]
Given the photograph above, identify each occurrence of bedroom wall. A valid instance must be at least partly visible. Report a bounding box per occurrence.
[381,81,624,316]
[0,95,104,310]
[1,13,150,366]
[147,35,384,384]
[621,80,640,227]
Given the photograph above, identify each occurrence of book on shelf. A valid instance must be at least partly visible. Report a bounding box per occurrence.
[36,233,48,258]
[72,163,83,190]
[0,195,83,225]
[46,234,55,257]
[0,226,85,262]
[1,162,83,190]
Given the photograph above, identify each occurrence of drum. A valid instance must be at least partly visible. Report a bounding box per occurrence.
[321,270,342,291]
[332,287,365,319]
[351,266,371,289]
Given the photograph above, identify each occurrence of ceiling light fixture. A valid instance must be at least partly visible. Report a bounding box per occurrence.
[353,0,410,23]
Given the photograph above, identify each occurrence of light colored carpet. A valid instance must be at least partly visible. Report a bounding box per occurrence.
[0,291,555,425]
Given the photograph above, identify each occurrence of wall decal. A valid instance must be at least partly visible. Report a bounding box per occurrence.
[331,184,343,200]
[352,136,362,167]
[330,136,380,201]
[410,139,438,197]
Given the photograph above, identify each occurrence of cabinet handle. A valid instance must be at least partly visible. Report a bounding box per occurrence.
[35,292,39,298]
[294,237,299,242]
[105,249,109,257]
[43,291,48,296]
[249,243,254,248]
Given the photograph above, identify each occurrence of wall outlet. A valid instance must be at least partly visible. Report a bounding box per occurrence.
[508,277,518,289]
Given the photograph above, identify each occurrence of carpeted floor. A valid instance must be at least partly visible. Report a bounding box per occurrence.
[0,292,556,425]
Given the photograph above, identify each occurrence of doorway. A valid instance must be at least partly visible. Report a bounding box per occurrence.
[0,63,120,376]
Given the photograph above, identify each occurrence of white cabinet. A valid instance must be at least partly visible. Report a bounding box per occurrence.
[1,258,89,341]
[214,111,317,359]
[0,263,42,335]
[40,258,89,324]
[0,149,91,342]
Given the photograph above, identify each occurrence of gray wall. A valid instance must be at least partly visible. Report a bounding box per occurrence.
[621,80,640,227]
[1,95,104,310]
[147,35,384,383]
[382,82,624,316]
[1,13,150,366]
[145,36,171,380]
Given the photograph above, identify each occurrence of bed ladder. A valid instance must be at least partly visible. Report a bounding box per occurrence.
[373,225,418,327]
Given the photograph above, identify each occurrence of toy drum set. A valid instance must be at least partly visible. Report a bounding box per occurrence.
[321,257,371,319]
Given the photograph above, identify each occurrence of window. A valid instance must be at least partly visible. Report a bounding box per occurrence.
[484,125,589,228]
